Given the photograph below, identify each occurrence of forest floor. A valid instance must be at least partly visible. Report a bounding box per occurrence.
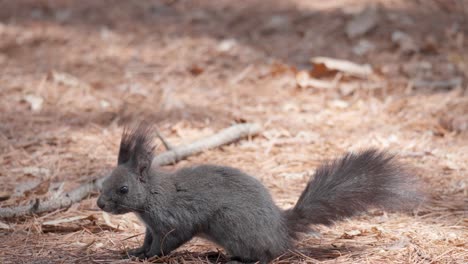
[0,0,467,263]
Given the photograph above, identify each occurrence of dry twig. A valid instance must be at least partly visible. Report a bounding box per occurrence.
[0,123,261,219]
[154,129,174,151]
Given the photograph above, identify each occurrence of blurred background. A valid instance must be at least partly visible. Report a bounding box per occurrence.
[0,0,467,263]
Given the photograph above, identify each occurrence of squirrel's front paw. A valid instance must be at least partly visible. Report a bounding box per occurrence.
[127,247,146,259]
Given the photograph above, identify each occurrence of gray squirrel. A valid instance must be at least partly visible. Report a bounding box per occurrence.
[97,124,421,263]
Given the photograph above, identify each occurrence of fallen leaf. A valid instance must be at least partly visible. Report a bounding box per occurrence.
[217,39,237,52]
[188,65,204,76]
[311,57,373,77]
[309,63,336,78]
[23,95,44,112]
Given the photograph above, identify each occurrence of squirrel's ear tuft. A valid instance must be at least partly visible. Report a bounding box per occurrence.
[118,126,134,165]
[117,122,155,181]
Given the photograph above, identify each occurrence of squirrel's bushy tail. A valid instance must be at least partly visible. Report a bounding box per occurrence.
[284,149,422,236]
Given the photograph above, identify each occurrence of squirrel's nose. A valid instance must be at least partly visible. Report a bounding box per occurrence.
[97,196,106,210]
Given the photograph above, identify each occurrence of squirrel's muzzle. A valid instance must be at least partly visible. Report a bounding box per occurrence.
[97,196,106,210]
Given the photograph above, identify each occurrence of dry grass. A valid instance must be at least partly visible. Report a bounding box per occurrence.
[0,0,467,263]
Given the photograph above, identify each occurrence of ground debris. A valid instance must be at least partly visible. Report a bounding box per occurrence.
[311,57,373,77]
[411,78,462,91]
[0,1,466,263]
[345,4,379,39]
[392,31,419,55]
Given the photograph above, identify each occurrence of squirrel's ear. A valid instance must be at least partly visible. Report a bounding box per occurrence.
[133,144,155,183]
[118,123,155,182]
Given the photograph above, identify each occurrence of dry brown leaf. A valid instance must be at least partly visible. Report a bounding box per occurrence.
[309,63,336,78]
[188,65,204,76]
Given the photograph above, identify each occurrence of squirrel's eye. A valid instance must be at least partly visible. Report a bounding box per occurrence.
[119,186,129,194]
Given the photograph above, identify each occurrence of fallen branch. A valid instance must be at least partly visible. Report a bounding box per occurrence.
[154,128,174,151]
[151,123,261,167]
[0,123,262,219]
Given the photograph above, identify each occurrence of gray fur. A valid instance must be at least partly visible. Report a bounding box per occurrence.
[97,126,421,263]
